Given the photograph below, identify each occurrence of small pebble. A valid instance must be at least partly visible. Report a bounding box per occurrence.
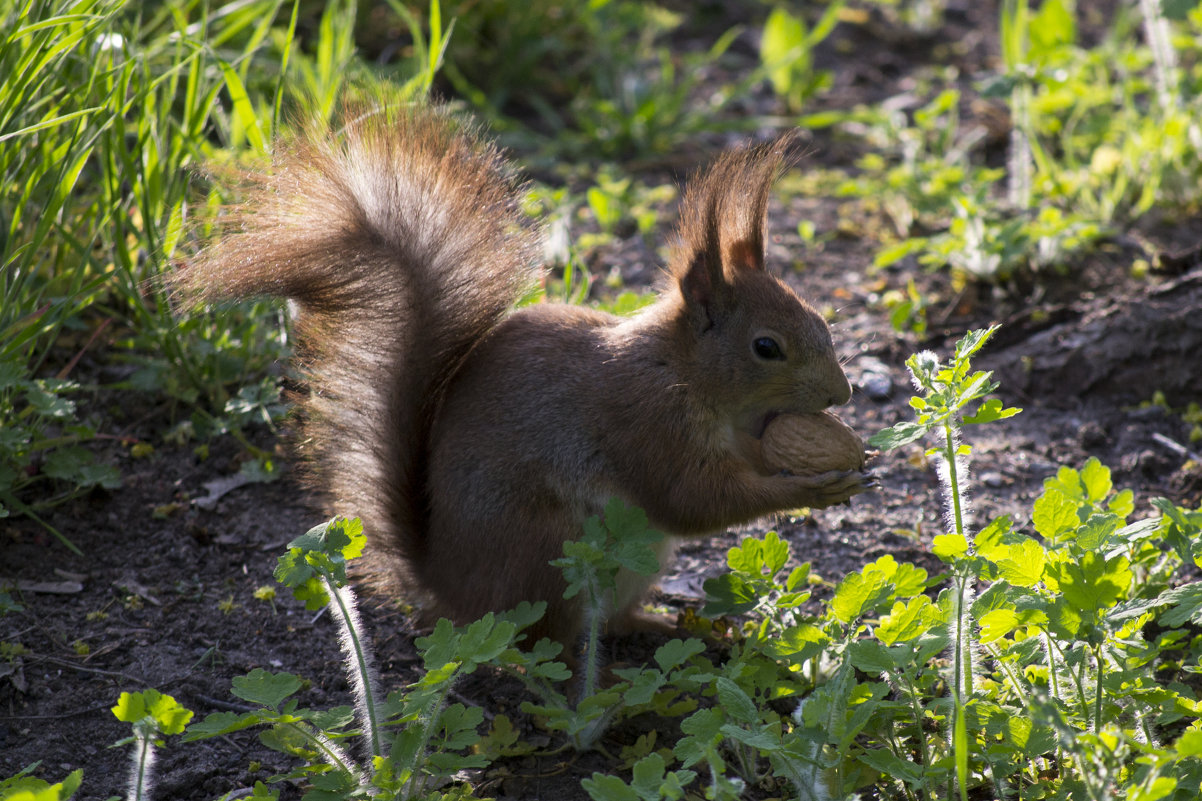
[980,471,1006,488]
[1078,420,1109,449]
[856,357,894,401]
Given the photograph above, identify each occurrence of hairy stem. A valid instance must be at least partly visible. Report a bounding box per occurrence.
[897,668,935,801]
[323,575,385,762]
[279,721,360,781]
[127,733,154,801]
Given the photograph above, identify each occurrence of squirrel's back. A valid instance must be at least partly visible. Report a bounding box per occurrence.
[178,106,541,588]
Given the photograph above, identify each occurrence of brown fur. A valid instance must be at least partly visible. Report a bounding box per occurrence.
[178,104,870,645]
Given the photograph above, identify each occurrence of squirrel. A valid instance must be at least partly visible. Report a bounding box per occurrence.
[179,104,872,646]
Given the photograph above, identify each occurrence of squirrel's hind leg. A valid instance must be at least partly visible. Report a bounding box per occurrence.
[417,502,586,647]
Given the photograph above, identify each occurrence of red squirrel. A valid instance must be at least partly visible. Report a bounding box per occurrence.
[179,105,871,645]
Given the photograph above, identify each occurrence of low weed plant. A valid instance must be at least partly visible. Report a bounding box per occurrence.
[812,0,1202,285]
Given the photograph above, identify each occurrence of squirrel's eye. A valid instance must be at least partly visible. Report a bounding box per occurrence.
[752,337,784,361]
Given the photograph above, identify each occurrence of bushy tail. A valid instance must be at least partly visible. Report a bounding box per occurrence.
[178,105,541,585]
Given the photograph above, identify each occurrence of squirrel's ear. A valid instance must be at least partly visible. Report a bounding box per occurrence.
[677,183,731,324]
[725,238,763,274]
[671,131,800,301]
[680,250,717,314]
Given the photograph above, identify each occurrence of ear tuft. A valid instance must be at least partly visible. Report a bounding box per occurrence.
[668,131,802,289]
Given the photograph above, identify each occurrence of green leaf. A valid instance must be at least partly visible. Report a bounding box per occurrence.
[437,703,485,749]
[847,640,897,673]
[581,773,640,801]
[0,768,84,800]
[963,397,1021,425]
[701,573,759,617]
[498,600,547,632]
[1157,584,1202,628]
[857,747,925,786]
[415,618,460,670]
[218,59,267,155]
[1079,458,1112,504]
[0,590,23,614]
[975,515,1014,559]
[978,608,1019,644]
[714,677,758,724]
[620,668,667,706]
[726,535,764,575]
[759,531,789,575]
[831,568,888,624]
[1128,777,1178,801]
[764,624,827,663]
[1059,552,1131,613]
[877,596,934,645]
[720,722,780,750]
[476,714,537,760]
[629,751,695,801]
[458,613,518,664]
[1028,0,1076,60]
[1175,727,1202,758]
[111,690,147,724]
[953,326,1000,364]
[874,238,929,268]
[288,516,365,562]
[1107,488,1134,519]
[868,421,928,451]
[183,710,266,741]
[654,638,706,672]
[112,689,193,734]
[761,6,806,98]
[872,556,929,598]
[993,539,1046,588]
[1076,513,1119,551]
[230,669,303,710]
[932,533,969,561]
[1033,488,1078,540]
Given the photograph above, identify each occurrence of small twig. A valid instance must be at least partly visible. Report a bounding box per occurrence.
[1152,432,1202,463]
[56,317,112,380]
[34,654,150,685]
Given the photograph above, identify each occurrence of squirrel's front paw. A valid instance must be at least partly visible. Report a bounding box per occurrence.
[785,467,876,508]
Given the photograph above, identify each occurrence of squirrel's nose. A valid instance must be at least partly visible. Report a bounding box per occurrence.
[830,374,852,407]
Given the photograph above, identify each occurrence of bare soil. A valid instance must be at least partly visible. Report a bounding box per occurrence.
[3,2,1201,799]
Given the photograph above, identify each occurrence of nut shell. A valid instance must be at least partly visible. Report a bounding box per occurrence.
[761,411,865,475]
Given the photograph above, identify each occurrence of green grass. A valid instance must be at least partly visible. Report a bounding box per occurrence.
[0,0,446,530]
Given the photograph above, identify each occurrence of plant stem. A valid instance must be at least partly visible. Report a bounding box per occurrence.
[404,682,456,801]
[582,575,603,702]
[983,642,1030,707]
[129,734,153,801]
[897,668,935,801]
[941,423,971,801]
[943,425,965,539]
[280,721,360,781]
[323,575,385,762]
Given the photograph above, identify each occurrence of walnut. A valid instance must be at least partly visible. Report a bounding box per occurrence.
[761,411,865,475]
